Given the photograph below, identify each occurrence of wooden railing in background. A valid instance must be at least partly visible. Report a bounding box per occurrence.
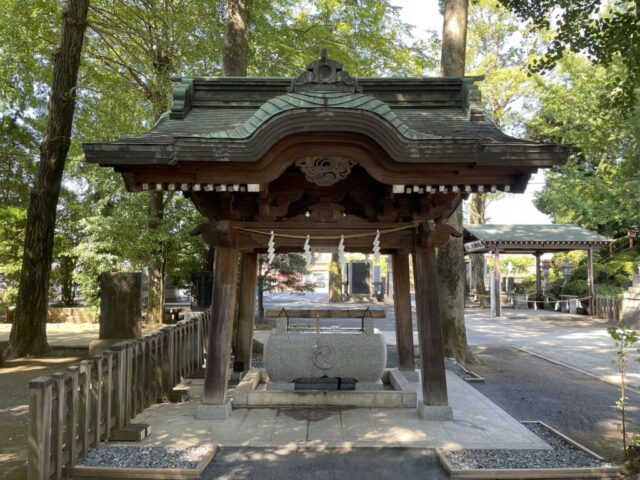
[27,311,209,480]
[593,294,622,323]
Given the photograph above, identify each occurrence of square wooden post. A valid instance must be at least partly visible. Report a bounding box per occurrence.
[413,241,452,420]
[392,251,415,371]
[234,251,258,374]
[28,377,53,480]
[200,245,239,418]
[587,247,595,316]
[493,248,502,317]
[534,252,542,302]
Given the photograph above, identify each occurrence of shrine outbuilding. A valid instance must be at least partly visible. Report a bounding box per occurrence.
[83,53,568,419]
[464,224,612,317]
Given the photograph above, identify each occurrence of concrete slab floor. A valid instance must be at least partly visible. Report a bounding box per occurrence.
[127,371,549,451]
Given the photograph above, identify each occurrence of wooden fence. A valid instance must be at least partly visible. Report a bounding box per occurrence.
[593,294,623,323]
[27,311,209,480]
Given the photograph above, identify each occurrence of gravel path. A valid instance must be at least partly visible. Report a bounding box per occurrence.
[76,446,210,469]
[442,422,603,470]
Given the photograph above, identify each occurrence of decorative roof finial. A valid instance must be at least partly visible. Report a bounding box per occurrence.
[288,49,362,93]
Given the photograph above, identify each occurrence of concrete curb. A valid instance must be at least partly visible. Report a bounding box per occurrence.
[436,422,622,479]
[515,347,640,394]
[68,445,217,479]
[232,368,417,408]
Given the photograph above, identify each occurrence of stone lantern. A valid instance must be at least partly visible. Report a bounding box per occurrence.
[561,259,573,285]
[541,260,551,291]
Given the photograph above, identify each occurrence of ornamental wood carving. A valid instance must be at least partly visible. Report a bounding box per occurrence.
[295,156,356,186]
[416,221,463,248]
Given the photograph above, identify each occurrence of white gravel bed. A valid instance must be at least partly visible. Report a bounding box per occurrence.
[76,445,210,469]
[442,422,603,470]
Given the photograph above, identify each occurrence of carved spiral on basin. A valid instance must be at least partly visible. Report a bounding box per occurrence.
[312,344,337,369]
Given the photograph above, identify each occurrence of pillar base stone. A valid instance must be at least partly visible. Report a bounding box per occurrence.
[196,401,232,420]
[417,402,453,420]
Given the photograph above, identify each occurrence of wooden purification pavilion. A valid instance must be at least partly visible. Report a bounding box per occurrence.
[84,52,568,418]
[464,224,612,317]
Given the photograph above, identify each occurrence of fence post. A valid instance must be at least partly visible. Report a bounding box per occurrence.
[103,351,113,439]
[52,372,66,480]
[66,365,79,469]
[91,356,103,447]
[78,360,91,457]
[27,376,53,480]
[110,343,127,433]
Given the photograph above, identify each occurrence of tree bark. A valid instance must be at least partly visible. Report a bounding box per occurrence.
[234,252,257,373]
[8,0,90,357]
[469,193,488,306]
[146,190,165,323]
[437,0,473,363]
[328,253,343,302]
[222,0,250,343]
[223,0,250,76]
[440,0,468,77]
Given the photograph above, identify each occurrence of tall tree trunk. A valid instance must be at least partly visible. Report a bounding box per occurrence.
[223,0,250,76]
[440,0,468,77]
[8,0,90,357]
[147,190,165,323]
[469,193,488,306]
[145,74,172,324]
[224,0,250,356]
[328,253,343,303]
[59,255,77,306]
[437,0,474,363]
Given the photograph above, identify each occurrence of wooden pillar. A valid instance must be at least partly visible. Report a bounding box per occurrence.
[587,247,595,317]
[413,243,449,407]
[494,248,501,317]
[203,246,239,404]
[534,252,542,301]
[392,252,415,371]
[234,251,258,374]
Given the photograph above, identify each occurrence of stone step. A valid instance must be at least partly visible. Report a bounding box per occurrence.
[623,288,640,299]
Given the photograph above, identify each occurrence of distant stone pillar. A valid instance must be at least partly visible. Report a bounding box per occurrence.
[89,273,142,355]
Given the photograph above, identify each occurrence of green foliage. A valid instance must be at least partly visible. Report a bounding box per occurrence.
[258,254,315,295]
[0,206,26,305]
[249,0,438,77]
[467,0,548,131]
[530,55,640,237]
[560,279,588,296]
[74,193,205,307]
[498,0,640,111]
[607,325,640,459]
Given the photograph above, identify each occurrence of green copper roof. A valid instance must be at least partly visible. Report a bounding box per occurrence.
[464,224,611,244]
[201,91,439,140]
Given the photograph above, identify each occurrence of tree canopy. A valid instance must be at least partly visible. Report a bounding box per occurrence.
[0,0,438,313]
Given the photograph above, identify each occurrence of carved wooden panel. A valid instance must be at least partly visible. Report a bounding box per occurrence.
[295,157,356,186]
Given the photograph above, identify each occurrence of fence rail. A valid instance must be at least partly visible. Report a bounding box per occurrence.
[27,311,209,480]
[593,294,622,323]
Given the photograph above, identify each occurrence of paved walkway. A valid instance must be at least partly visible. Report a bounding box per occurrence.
[130,371,548,451]
[465,309,640,388]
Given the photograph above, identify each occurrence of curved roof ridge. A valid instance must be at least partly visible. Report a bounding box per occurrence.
[199,91,441,141]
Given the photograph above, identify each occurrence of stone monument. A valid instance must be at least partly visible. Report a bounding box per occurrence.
[89,272,142,356]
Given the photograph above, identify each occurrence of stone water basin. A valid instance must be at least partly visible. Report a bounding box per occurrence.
[263,318,387,387]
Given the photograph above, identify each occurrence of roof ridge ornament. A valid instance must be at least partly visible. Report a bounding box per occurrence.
[288,49,362,93]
